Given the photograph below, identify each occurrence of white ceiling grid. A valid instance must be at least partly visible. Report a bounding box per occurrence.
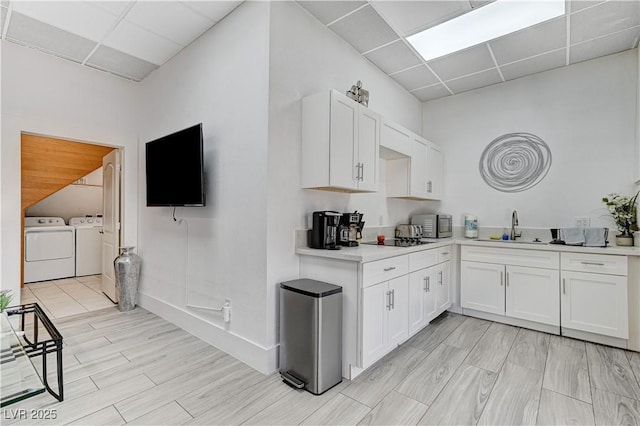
[0,1,243,81]
[0,0,638,96]
[298,0,640,102]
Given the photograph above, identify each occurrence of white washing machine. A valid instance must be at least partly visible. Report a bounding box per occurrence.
[24,217,75,283]
[69,216,103,277]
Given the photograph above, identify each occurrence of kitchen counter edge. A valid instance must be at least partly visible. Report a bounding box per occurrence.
[296,238,640,262]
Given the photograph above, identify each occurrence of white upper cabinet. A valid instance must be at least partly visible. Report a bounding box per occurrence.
[380,118,412,157]
[426,141,443,200]
[301,90,379,192]
[385,130,443,200]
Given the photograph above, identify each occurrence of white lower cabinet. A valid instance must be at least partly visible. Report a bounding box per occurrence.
[408,265,437,334]
[461,247,560,327]
[560,253,628,339]
[362,275,408,368]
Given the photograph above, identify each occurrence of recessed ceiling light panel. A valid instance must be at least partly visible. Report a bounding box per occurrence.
[407,0,565,62]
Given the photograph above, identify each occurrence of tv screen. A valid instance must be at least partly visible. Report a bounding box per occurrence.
[145,123,205,207]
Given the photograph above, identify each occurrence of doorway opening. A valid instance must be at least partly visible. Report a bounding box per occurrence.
[21,133,122,319]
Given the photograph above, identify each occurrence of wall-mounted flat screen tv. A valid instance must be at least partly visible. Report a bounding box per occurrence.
[145,123,205,207]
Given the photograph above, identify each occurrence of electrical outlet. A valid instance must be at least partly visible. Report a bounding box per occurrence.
[223,298,231,323]
[575,216,590,227]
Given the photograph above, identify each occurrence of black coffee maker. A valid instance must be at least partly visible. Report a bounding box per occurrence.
[308,211,342,250]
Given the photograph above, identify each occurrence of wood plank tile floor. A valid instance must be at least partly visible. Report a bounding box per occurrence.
[2,309,640,425]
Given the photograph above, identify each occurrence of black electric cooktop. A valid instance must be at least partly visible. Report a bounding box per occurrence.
[361,239,434,247]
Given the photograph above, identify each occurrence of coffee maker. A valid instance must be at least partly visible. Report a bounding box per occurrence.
[339,211,364,247]
[308,211,342,250]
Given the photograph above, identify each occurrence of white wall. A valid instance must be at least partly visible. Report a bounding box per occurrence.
[137,1,273,372]
[265,2,427,348]
[1,41,139,300]
[423,50,638,233]
[26,169,103,222]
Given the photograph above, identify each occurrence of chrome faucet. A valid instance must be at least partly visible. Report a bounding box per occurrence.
[511,210,522,240]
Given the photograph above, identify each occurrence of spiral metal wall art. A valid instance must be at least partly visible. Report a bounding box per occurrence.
[479,132,552,193]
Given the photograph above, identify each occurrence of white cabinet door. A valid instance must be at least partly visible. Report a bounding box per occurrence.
[358,108,380,192]
[362,281,389,367]
[436,261,451,312]
[329,91,358,189]
[461,261,505,315]
[506,265,559,326]
[408,270,427,335]
[380,118,412,156]
[387,275,409,347]
[426,142,443,200]
[561,271,628,339]
[410,138,428,198]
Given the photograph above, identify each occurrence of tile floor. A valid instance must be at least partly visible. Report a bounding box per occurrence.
[2,309,639,425]
[21,276,115,319]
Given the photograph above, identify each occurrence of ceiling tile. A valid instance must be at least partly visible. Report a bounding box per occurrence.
[501,49,567,81]
[570,26,640,64]
[11,1,118,42]
[183,1,243,23]
[6,12,96,63]
[490,17,566,65]
[371,0,470,36]
[125,2,213,46]
[328,5,399,53]
[390,65,440,91]
[411,84,451,102]
[428,44,495,81]
[571,0,640,44]
[92,2,131,17]
[296,1,366,25]
[445,68,502,94]
[470,0,495,8]
[103,20,183,66]
[86,44,158,81]
[364,40,422,74]
[570,0,606,14]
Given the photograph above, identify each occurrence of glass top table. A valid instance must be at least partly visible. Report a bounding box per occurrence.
[1,311,46,407]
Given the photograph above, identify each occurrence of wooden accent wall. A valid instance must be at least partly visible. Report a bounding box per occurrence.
[21,134,114,210]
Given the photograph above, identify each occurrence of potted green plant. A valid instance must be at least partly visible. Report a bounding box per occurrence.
[0,290,14,313]
[602,191,639,246]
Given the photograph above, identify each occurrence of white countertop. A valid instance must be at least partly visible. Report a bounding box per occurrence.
[296,238,640,263]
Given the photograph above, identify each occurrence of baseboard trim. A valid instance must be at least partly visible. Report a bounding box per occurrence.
[138,292,279,375]
[462,308,560,335]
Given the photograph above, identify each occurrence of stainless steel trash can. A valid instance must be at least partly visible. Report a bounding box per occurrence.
[279,279,342,395]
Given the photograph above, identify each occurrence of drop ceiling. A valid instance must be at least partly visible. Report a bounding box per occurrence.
[298,0,640,101]
[0,1,243,81]
[1,1,638,100]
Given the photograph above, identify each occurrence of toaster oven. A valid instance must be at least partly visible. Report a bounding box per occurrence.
[412,214,453,238]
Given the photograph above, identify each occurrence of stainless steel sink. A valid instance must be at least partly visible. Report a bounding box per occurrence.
[476,238,549,245]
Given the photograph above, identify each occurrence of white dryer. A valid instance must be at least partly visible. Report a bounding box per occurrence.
[24,217,75,283]
[69,216,103,277]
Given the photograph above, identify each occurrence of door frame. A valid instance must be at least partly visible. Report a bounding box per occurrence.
[19,132,124,289]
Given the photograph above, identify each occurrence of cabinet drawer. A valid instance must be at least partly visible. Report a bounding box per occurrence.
[438,246,453,263]
[409,249,438,272]
[561,253,627,276]
[363,256,408,287]
[461,246,559,269]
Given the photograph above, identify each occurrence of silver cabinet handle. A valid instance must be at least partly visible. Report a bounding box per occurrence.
[441,252,450,255]
[386,291,391,310]
[391,289,395,309]
[438,271,443,285]
[384,266,396,272]
[562,278,566,295]
[427,181,433,193]
[506,272,509,287]
[361,163,365,181]
[423,276,428,292]
[581,261,605,266]
[500,271,504,286]
[427,276,430,292]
